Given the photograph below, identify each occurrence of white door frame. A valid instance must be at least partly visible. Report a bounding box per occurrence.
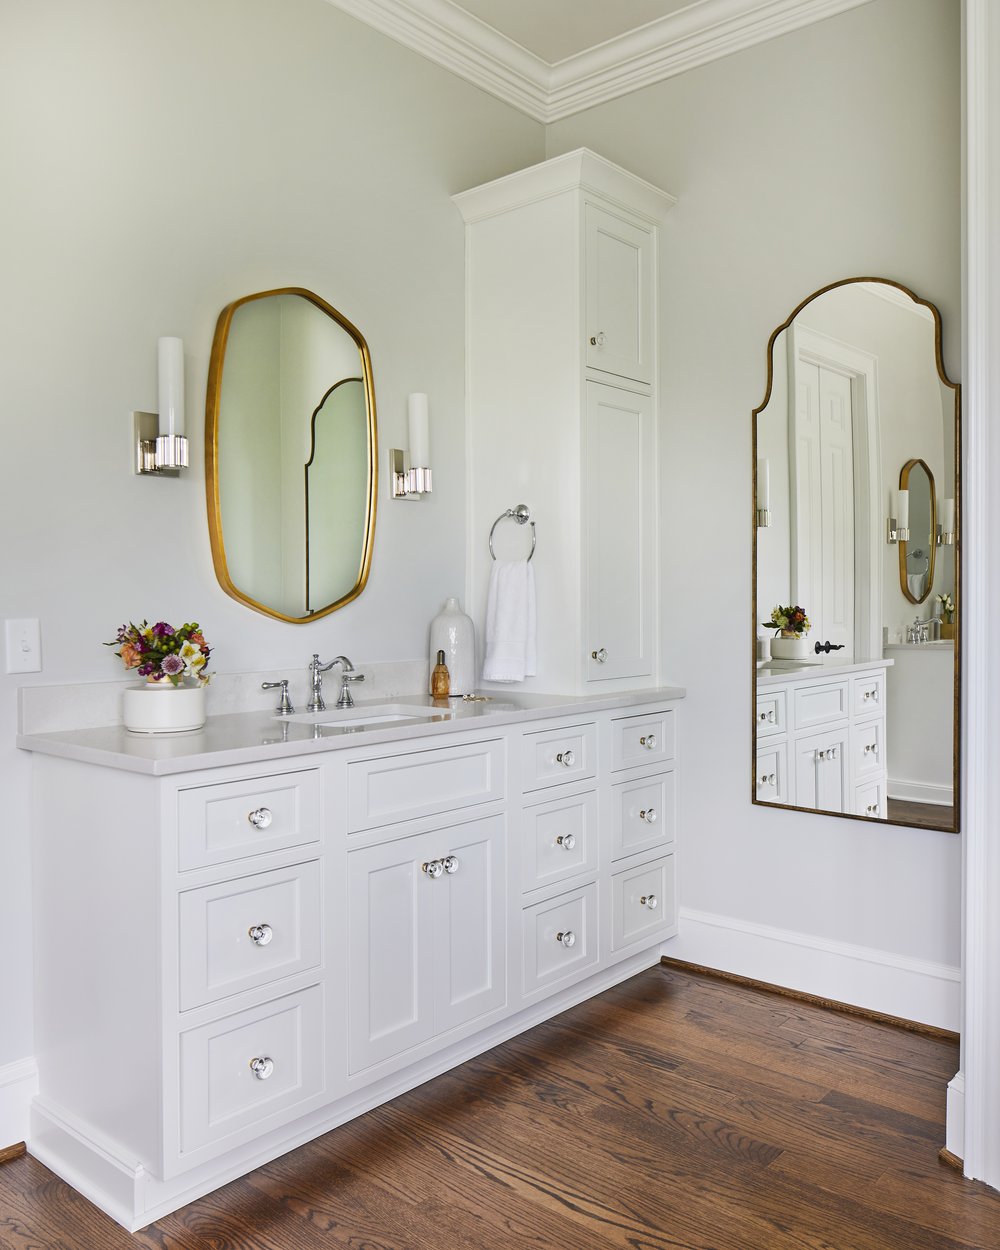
[788,322,882,661]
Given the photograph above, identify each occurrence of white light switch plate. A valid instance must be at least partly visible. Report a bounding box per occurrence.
[5,618,41,673]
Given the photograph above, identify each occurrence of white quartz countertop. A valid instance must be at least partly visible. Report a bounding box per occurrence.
[16,687,686,776]
[756,657,893,687]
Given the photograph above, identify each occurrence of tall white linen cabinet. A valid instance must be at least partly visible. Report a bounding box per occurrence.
[455,149,676,694]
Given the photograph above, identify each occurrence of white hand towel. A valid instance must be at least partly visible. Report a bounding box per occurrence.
[482,560,537,682]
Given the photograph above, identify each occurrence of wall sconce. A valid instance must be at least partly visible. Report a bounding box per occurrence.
[755,458,771,528]
[133,337,189,475]
[390,392,433,499]
[937,497,956,546]
[887,487,909,544]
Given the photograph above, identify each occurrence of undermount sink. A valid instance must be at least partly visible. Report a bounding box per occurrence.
[283,703,448,729]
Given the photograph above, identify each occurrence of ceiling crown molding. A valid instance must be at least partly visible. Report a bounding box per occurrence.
[323,0,877,123]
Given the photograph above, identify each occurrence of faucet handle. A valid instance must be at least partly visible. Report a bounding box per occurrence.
[335,672,365,709]
[262,679,295,715]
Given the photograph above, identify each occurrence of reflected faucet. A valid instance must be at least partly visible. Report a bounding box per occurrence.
[907,614,941,644]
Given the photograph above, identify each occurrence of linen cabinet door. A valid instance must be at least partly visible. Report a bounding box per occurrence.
[432,814,507,1035]
[347,833,435,1073]
[584,382,655,684]
[584,203,654,384]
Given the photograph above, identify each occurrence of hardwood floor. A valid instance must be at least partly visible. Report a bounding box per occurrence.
[2,964,998,1250]
[887,796,956,829]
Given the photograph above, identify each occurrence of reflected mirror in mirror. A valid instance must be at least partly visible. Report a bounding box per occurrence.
[752,279,960,833]
[206,288,377,622]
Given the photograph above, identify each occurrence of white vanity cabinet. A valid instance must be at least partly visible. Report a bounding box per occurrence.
[22,689,683,1231]
[755,661,890,817]
[456,149,675,694]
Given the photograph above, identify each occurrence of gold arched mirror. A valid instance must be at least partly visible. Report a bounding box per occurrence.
[205,288,377,622]
[752,278,960,833]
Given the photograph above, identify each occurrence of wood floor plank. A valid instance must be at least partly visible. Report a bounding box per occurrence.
[1,965,997,1250]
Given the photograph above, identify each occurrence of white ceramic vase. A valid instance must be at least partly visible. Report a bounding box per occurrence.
[769,634,812,661]
[123,680,207,733]
[429,597,476,696]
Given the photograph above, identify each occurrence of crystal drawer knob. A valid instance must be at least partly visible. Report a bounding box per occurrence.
[248,924,273,947]
[422,859,444,879]
[640,894,658,910]
[556,929,576,949]
[591,648,608,663]
[639,807,658,824]
[758,709,776,723]
[556,833,576,851]
[866,803,880,816]
[249,1056,274,1080]
[864,743,878,756]
[556,750,575,767]
[248,807,273,830]
[589,331,606,347]
[757,773,776,788]
[640,734,657,750]
[443,855,459,875]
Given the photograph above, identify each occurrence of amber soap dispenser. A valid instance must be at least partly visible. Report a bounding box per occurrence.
[430,649,450,698]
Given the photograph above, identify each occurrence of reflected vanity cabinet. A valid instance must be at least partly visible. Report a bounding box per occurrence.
[455,149,676,694]
[756,662,889,818]
[25,695,681,1231]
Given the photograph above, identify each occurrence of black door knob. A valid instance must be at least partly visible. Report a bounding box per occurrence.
[814,640,846,655]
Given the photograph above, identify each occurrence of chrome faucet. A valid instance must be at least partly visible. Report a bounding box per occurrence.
[307,654,364,712]
[907,614,942,644]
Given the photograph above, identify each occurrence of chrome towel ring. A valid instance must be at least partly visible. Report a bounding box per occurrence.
[489,504,536,562]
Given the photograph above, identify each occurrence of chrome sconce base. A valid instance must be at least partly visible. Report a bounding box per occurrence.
[936,524,956,546]
[390,448,432,499]
[886,518,909,545]
[133,411,189,476]
[755,508,771,529]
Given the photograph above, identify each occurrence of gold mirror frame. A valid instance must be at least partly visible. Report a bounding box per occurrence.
[205,287,378,623]
[751,276,961,834]
[898,457,937,605]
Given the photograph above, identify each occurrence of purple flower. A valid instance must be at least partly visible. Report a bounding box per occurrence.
[161,654,184,676]
[151,621,175,638]
[137,662,154,677]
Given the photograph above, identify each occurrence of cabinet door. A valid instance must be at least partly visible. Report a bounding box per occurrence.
[584,383,655,683]
[347,833,436,1072]
[585,204,654,384]
[793,727,849,812]
[432,815,506,1035]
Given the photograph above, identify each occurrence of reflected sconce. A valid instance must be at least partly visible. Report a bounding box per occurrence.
[390,392,433,499]
[133,337,189,475]
[755,458,771,528]
[887,488,909,544]
[937,497,956,546]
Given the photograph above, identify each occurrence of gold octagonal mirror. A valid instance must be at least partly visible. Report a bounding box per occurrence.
[205,288,377,622]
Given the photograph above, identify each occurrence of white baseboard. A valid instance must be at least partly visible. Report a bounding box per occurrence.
[946,1070,965,1159]
[888,777,954,806]
[0,1057,38,1150]
[665,907,961,1031]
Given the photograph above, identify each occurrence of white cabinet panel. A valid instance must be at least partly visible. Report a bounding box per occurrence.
[611,706,675,769]
[585,203,654,384]
[521,789,598,893]
[755,689,787,737]
[755,740,790,806]
[612,771,676,859]
[793,726,850,812]
[793,680,849,731]
[611,856,676,951]
[177,770,320,870]
[852,671,886,719]
[521,882,599,996]
[521,722,597,792]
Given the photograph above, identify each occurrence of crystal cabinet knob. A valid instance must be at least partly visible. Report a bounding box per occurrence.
[248,924,273,947]
[589,331,606,347]
[443,855,460,875]
[640,894,658,910]
[639,734,657,750]
[249,1056,274,1081]
[422,859,444,879]
[556,833,576,851]
[591,648,608,663]
[758,709,776,723]
[639,807,658,824]
[556,750,575,767]
[248,807,273,830]
[556,930,577,949]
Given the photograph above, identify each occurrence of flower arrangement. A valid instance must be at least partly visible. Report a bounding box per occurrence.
[936,593,956,624]
[761,604,811,637]
[106,620,211,685]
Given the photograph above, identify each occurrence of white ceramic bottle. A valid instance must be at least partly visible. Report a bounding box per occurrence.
[429,597,476,696]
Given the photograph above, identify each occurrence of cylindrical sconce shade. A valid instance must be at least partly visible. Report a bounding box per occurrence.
[757,458,770,510]
[942,498,955,534]
[408,392,429,467]
[158,337,185,438]
[897,488,909,531]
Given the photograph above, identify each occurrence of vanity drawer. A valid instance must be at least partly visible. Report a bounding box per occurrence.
[347,739,505,832]
[612,771,676,860]
[612,708,676,771]
[852,671,886,719]
[855,777,887,820]
[611,855,676,951]
[177,861,322,1011]
[851,717,885,783]
[792,680,849,731]
[521,789,598,894]
[521,722,597,793]
[177,984,324,1157]
[755,688,787,737]
[177,770,321,871]
[755,740,790,805]
[521,882,598,996]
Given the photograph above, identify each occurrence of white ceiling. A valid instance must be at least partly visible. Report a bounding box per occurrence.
[323,0,877,122]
